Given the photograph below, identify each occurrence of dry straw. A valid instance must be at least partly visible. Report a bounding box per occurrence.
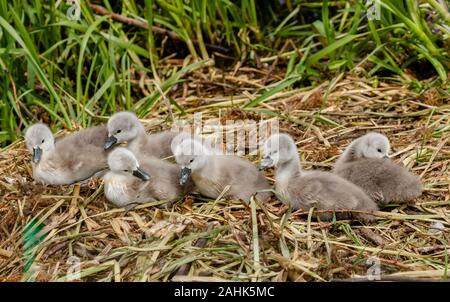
[0,71,449,282]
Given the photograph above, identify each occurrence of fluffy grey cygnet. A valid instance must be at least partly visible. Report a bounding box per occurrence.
[104,148,194,208]
[172,138,271,203]
[104,111,178,159]
[260,133,378,221]
[334,132,422,205]
[25,123,109,185]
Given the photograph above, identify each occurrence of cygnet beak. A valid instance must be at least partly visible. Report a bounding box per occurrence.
[179,167,191,185]
[32,146,42,163]
[104,135,118,150]
[259,156,273,171]
[132,167,151,181]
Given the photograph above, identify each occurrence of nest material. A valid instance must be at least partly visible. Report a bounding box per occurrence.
[0,72,449,282]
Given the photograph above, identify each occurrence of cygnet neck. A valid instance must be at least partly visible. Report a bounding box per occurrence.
[132,123,147,144]
[276,153,302,178]
[136,122,146,135]
[338,137,362,164]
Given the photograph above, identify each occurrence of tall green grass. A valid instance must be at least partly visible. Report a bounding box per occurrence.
[0,0,449,145]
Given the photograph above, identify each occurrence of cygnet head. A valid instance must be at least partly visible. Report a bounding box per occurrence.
[173,138,209,185]
[260,133,298,170]
[25,123,55,163]
[107,148,150,181]
[104,112,144,150]
[355,132,390,160]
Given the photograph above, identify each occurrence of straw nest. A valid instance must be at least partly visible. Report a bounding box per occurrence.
[0,70,449,282]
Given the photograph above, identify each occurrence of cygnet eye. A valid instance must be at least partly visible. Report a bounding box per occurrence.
[41,139,45,143]
[123,169,129,172]
[377,148,382,153]
[189,158,194,163]
[116,129,122,134]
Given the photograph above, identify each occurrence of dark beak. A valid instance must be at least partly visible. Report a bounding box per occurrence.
[383,155,389,159]
[132,167,151,181]
[179,167,191,185]
[259,156,273,171]
[104,135,118,150]
[32,147,42,163]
